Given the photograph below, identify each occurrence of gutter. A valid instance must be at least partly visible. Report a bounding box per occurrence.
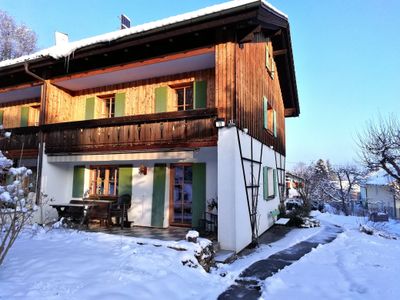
[24,62,46,224]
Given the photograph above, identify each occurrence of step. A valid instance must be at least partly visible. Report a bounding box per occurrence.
[215,250,236,264]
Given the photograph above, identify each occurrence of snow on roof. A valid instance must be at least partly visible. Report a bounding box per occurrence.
[366,170,395,186]
[0,0,287,69]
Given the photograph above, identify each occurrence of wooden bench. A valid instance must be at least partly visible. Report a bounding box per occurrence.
[51,202,98,225]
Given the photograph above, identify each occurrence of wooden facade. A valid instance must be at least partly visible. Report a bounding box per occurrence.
[0,1,299,158]
[46,69,215,124]
[235,34,286,155]
[0,39,286,156]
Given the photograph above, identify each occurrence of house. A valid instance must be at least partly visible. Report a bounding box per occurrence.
[361,171,399,219]
[0,0,299,252]
[285,172,304,199]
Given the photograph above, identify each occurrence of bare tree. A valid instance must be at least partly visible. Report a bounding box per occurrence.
[328,165,364,216]
[358,115,400,189]
[0,10,37,61]
[0,127,34,266]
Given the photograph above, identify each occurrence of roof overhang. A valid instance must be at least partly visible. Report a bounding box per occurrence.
[0,0,299,116]
[54,51,215,91]
[0,85,41,105]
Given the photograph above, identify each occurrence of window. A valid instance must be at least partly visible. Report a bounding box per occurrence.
[263,166,276,200]
[99,95,115,118]
[89,166,118,197]
[263,96,277,137]
[175,84,193,111]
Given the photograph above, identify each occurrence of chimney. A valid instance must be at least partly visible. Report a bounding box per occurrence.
[55,32,69,46]
[120,14,131,30]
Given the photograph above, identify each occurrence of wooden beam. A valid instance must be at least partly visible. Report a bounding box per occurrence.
[284,107,296,117]
[45,139,218,155]
[50,47,215,84]
[0,98,40,108]
[273,49,287,56]
[5,149,38,159]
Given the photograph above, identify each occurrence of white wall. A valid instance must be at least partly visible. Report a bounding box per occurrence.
[36,150,75,223]
[366,185,398,218]
[39,148,218,227]
[218,127,283,252]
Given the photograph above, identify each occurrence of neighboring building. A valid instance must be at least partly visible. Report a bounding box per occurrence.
[361,171,399,219]
[285,172,304,199]
[0,0,299,252]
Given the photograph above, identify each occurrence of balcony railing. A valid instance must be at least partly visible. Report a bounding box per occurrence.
[0,126,39,155]
[43,108,218,154]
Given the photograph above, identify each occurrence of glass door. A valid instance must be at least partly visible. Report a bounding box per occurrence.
[170,165,193,226]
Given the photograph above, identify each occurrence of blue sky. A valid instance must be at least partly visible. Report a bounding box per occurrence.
[1,0,399,167]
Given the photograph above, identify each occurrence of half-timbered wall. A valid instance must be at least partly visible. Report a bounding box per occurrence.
[235,34,286,155]
[46,69,215,124]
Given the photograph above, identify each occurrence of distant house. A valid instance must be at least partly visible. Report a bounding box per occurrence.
[0,0,299,252]
[285,172,303,199]
[361,171,399,219]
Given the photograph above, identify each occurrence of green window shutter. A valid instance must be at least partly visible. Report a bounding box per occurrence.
[273,169,277,197]
[115,92,126,117]
[72,166,85,198]
[192,163,206,228]
[151,164,166,227]
[263,166,268,200]
[20,107,29,127]
[118,167,132,197]
[263,96,268,129]
[194,81,207,109]
[273,109,277,137]
[155,87,168,113]
[85,97,95,120]
[0,110,3,125]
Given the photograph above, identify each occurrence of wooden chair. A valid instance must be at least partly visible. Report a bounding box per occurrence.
[109,194,131,229]
[87,202,112,227]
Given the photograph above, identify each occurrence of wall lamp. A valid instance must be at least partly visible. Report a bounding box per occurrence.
[214,118,226,128]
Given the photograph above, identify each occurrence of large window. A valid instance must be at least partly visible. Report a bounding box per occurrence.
[89,166,118,197]
[175,85,193,111]
[99,94,115,118]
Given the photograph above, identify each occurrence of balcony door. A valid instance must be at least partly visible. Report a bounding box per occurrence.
[170,164,193,226]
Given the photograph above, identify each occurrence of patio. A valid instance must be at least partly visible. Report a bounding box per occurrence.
[87,225,217,242]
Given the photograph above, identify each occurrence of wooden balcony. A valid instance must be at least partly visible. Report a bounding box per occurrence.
[43,108,218,154]
[0,126,40,158]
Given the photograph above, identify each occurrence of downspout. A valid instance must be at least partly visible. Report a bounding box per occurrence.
[24,62,47,224]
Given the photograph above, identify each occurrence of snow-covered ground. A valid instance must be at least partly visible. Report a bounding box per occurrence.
[262,212,400,300]
[1,213,399,299]
[0,227,225,299]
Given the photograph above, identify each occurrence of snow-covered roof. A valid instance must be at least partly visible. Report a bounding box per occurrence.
[366,170,395,186]
[0,0,287,69]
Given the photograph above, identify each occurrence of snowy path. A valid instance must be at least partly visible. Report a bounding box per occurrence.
[261,213,400,300]
[218,223,343,299]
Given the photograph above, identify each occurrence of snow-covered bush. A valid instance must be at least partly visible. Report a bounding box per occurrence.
[0,140,35,265]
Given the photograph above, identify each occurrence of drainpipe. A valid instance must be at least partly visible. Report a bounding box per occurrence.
[24,62,47,224]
